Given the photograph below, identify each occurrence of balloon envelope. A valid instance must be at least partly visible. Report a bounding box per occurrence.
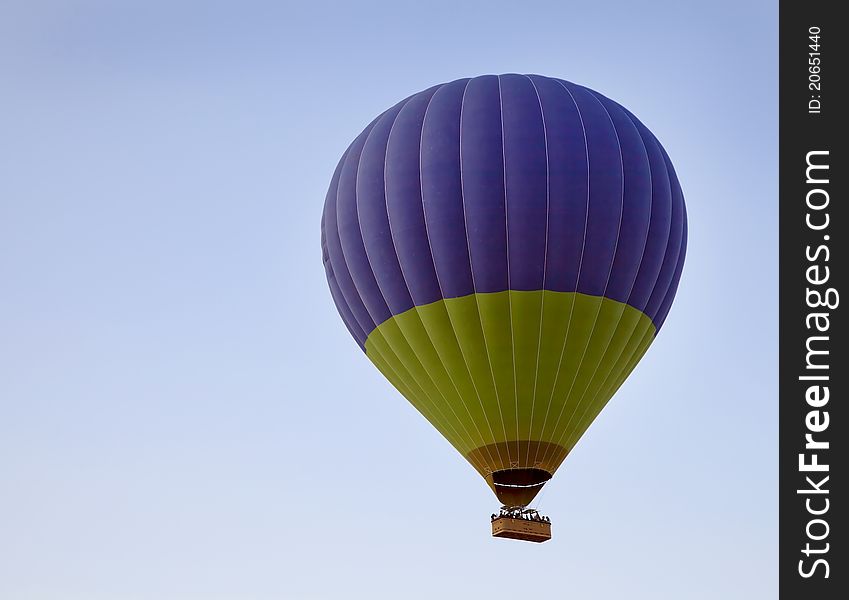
[321,74,687,506]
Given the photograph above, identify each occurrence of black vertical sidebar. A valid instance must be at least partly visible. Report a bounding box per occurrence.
[779,1,845,597]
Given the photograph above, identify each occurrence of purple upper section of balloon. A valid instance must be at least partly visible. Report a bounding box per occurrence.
[321,74,688,349]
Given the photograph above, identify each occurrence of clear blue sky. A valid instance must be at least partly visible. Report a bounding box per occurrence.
[1,1,776,598]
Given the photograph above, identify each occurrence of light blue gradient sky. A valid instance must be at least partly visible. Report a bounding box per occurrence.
[1,1,776,598]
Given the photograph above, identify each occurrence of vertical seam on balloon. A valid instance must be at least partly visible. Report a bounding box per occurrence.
[382,89,494,461]
[657,207,686,329]
[530,78,589,469]
[344,117,468,452]
[552,98,647,453]
[420,83,504,472]
[585,318,653,437]
[324,180,369,347]
[644,143,682,324]
[356,101,482,455]
[577,107,657,401]
[367,348,457,461]
[459,77,512,466]
[330,217,376,344]
[326,264,367,346]
[589,124,677,406]
[335,132,380,335]
[331,137,479,447]
[524,74,550,468]
[584,110,662,390]
[324,148,365,339]
[369,335,488,476]
[652,150,687,328]
[366,329,473,461]
[626,118,674,313]
[538,85,626,468]
[498,75,521,467]
[419,80,505,471]
[588,129,675,408]
[355,105,402,323]
[556,97,655,456]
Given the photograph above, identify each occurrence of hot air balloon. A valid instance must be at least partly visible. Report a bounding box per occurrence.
[320,74,687,542]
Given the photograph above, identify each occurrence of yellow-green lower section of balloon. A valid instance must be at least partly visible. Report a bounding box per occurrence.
[364,290,656,502]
